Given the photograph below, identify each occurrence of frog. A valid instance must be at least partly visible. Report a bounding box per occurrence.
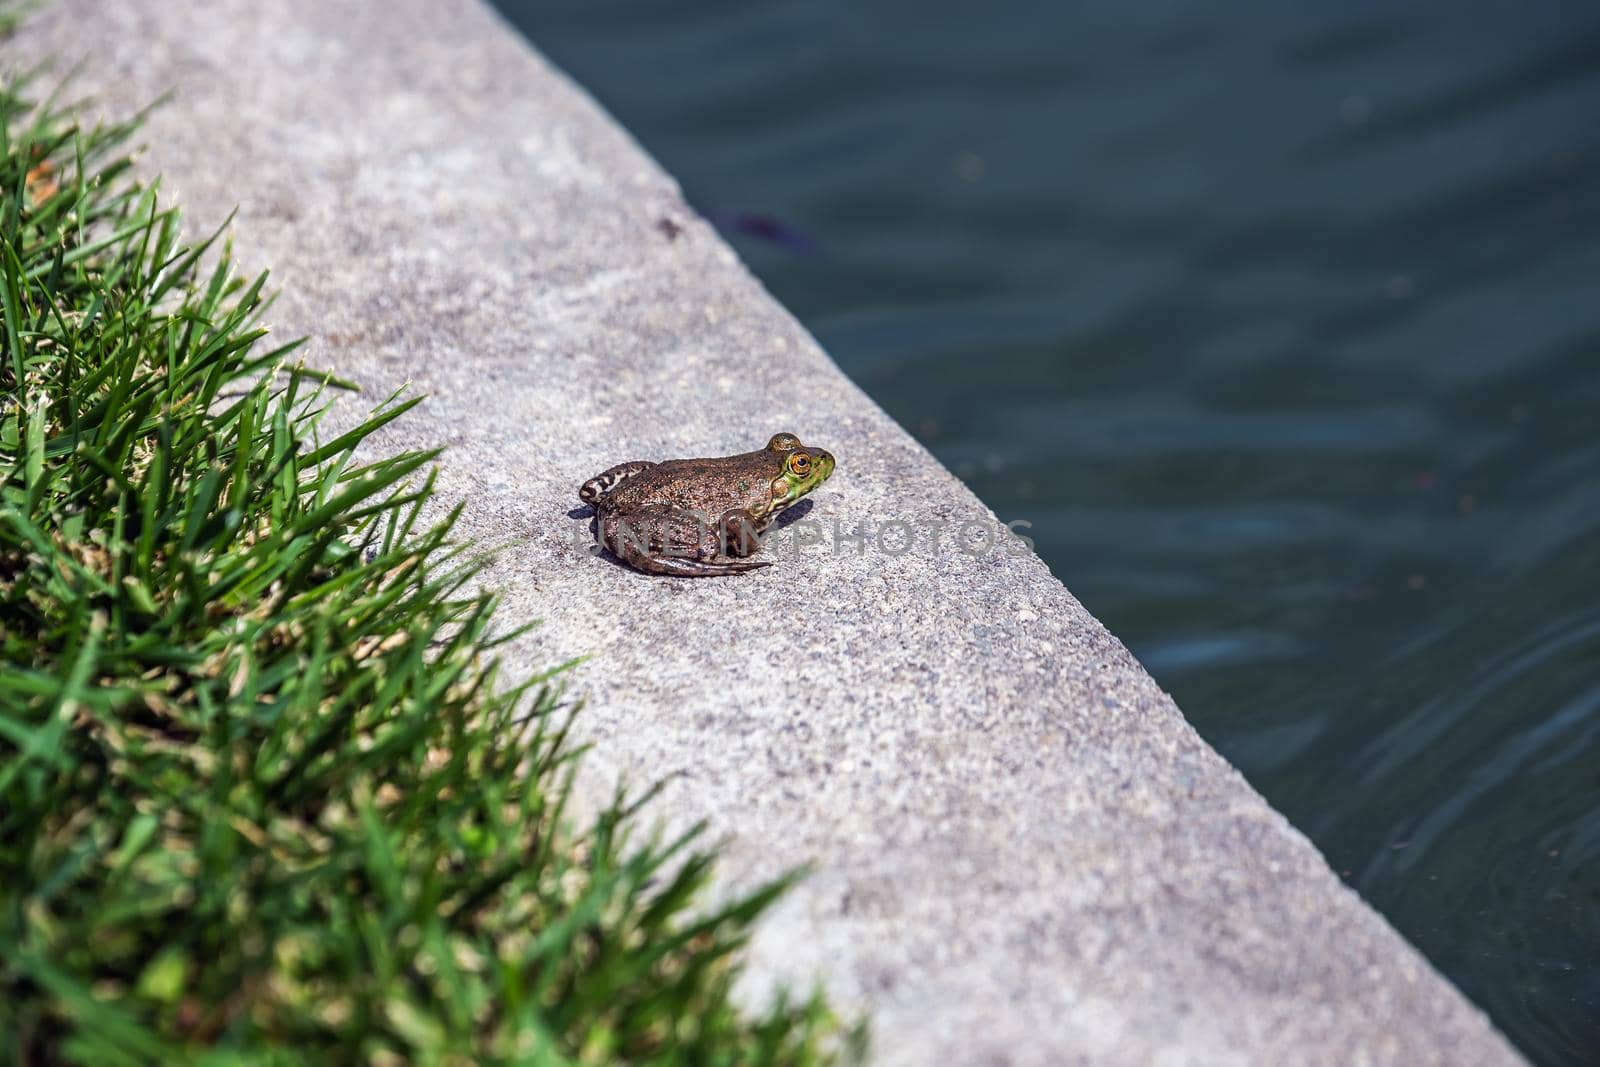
[578,432,836,576]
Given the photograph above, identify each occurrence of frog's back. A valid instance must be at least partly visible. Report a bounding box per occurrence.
[604,451,769,510]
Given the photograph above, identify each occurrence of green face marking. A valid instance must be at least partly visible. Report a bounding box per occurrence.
[768,446,836,514]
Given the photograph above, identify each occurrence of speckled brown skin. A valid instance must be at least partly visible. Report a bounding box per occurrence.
[580,433,836,576]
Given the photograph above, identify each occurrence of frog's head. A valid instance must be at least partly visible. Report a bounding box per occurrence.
[760,431,835,517]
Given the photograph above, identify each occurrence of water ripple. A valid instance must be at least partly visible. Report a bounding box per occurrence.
[517,1,1600,1059]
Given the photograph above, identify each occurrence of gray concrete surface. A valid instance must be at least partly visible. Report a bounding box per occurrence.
[8,3,1526,1063]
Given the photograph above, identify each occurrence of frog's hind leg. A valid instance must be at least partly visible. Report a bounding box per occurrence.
[580,461,657,504]
[600,504,770,577]
[634,554,771,578]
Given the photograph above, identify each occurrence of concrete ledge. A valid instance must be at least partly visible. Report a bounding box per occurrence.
[8,2,1525,1063]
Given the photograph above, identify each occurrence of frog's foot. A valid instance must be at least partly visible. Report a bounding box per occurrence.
[580,460,657,504]
[629,553,772,577]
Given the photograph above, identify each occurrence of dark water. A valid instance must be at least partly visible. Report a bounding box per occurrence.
[500,2,1600,1061]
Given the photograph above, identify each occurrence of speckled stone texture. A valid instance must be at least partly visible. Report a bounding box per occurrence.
[6,3,1525,1064]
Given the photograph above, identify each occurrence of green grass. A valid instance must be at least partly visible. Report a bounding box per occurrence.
[0,45,858,1067]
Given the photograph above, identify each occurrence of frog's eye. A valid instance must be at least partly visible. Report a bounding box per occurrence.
[767,433,801,453]
[787,452,812,477]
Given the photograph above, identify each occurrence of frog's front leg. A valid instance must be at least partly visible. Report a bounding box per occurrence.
[718,508,767,558]
[600,505,769,577]
[579,460,657,504]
